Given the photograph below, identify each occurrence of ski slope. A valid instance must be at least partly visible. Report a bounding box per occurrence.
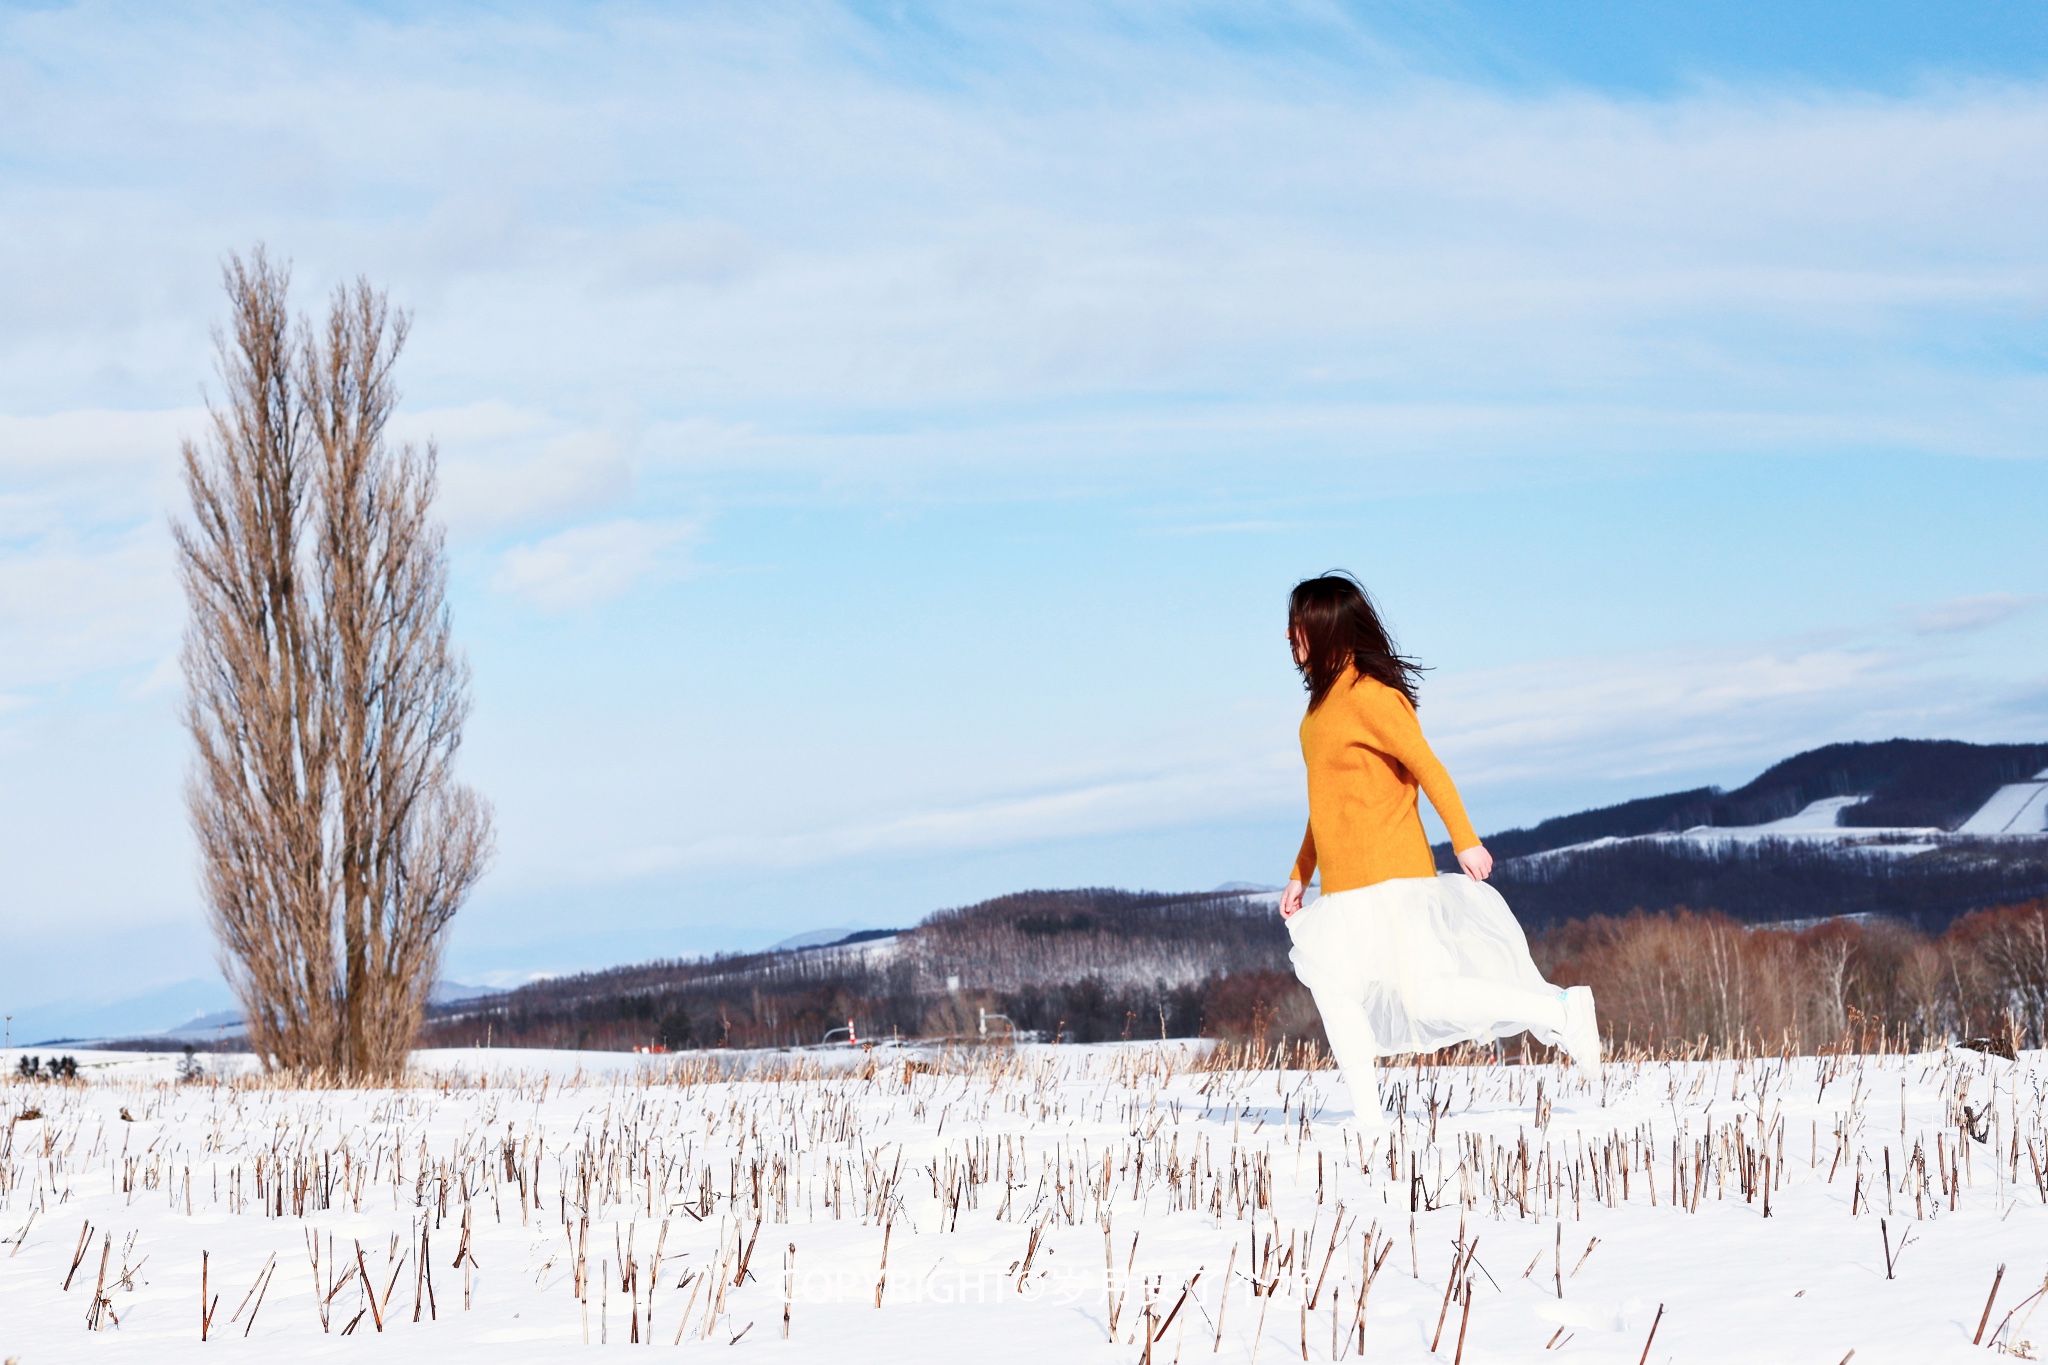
[1958,772,2048,837]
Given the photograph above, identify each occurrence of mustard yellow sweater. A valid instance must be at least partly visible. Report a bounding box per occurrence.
[1288,667,1481,892]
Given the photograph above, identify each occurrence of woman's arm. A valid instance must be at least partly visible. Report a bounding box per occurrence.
[1289,820,1317,883]
[1281,823,1316,917]
[1352,683,1482,854]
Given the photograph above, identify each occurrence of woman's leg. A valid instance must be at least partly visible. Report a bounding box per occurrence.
[1308,981,1388,1125]
[1408,975,1568,1047]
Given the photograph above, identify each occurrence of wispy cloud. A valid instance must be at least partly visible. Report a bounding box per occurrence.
[610,748,1302,881]
[0,525,177,690]
[1909,592,2046,636]
[1424,631,2044,799]
[402,402,635,536]
[0,409,196,483]
[3,9,2046,457]
[489,621,2048,890]
[492,518,696,612]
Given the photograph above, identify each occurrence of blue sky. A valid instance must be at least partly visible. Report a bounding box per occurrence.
[2,0,2045,1039]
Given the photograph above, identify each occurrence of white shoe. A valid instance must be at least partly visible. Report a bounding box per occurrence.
[1339,1080,1390,1133]
[1338,1109,1390,1139]
[1561,986,1601,1077]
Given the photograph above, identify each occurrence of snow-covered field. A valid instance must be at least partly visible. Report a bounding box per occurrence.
[4,1040,2047,1363]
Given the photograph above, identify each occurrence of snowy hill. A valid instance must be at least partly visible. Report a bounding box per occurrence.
[419,886,1289,1052]
[1462,739,2048,864]
[1457,741,2048,931]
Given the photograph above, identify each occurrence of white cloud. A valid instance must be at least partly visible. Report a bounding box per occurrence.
[0,526,178,689]
[1419,633,2029,797]
[400,402,634,535]
[603,221,764,292]
[492,518,695,612]
[1,11,2046,463]
[610,747,1302,881]
[0,408,196,482]
[1909,592,2046,635]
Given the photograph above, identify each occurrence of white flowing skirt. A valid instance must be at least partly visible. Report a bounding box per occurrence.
[1285,873,1559,1057]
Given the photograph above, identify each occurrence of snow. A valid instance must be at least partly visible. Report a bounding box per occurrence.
[1523,798,1948,865]
[1743,795,1866,833]
[1957,783,2048,837]
[5,1041,2048,1363]
[1516,776,2048,868]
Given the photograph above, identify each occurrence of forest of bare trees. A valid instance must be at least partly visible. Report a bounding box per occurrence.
[419,888,1290,1052]
[176,250,491,1080]
[1539,898,2048,1054]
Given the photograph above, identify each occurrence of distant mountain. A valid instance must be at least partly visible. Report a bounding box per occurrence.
[1437,739,2048,931]
[12,977,238,1048]
[768,926,901,951]
[420,886,1286,1052]
[61,979,509,1050]
[1455,740,2048,862]
[432,980,509,1007]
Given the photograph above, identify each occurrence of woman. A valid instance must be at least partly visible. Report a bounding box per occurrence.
[1278,573,1599,1129]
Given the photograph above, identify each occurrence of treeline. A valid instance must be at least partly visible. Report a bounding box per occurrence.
[420,888,2048,1059]
[1535,897,2048,1054]
[905,888,1288,994]
[979,894,2048,1057]
[419,940,923,1054]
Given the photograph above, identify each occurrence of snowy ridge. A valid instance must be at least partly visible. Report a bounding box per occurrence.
[666,934,904,996]
[1518,781,2047,868]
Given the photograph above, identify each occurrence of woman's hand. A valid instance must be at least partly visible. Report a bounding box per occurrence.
[1280,879,1306,919]
[1457,845,1494,882]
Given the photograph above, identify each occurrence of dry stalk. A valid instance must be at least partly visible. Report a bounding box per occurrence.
[354,1241,383,1331]
[1637,1302,1665,1365]
[1976,1263,2006,1345]
[63,1219,94,1291]
[1213,1243,1236,1352]
[874,1218,892,1307]
[201,1250,219,1340]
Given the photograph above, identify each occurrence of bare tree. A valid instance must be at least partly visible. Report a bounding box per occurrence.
[177,248,492,1079]
[1966,902,2048,1041]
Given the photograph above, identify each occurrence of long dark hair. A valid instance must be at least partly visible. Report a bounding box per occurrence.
[1287,572,1427,711]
